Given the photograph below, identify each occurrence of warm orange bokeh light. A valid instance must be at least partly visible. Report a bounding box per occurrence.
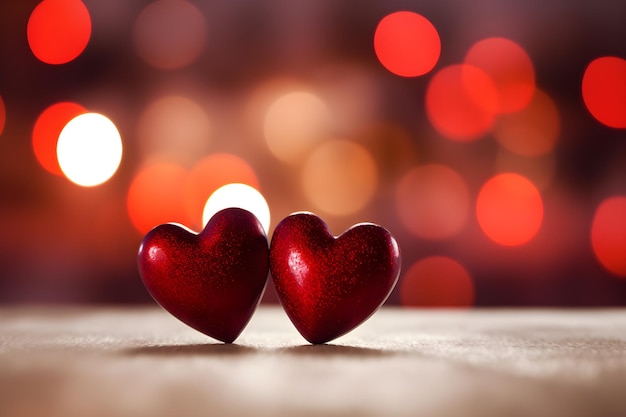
[184,153,260,230]
[401,256,474,307]
[582,56,626,128]
[494,88,560,157]
[32,102,87,175]
[264,90,330,164]
[464,37,535,114]
[476,173,543,246]
[0,95,5,135]
[374,11,441,77]
[301,140,377,216]
[591,196,626,277]
[27,0,92,65]
[425,64,497,141]
[396,164,470,240]
[127,163,191,234]
[133,0,208,70]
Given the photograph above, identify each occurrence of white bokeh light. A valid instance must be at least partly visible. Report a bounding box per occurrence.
[202,183,270,234]
[57,113,123,187]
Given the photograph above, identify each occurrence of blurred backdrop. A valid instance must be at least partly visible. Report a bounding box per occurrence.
[0,0,625,306]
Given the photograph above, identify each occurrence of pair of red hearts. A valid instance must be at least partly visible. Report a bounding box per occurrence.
[138,208,401,344]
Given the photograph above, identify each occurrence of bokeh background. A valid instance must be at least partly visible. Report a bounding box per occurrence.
[0,0,625,306]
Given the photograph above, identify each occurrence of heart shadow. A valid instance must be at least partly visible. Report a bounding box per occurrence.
[277,343,394,357]
[124,343,257,356]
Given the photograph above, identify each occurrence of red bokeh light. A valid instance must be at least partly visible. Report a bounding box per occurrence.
[183,153,260,230]
[476,173,543,246]
[27,0,92,65]
[494,88,560,157]
[132,0,208,70]
[127,163,192,234]
[582,56,626,128]
[464,37,536,114]
[395,164,470,240]
[401,256,474,307]
[374,11,441,77]
[32,102,87,176]
[591,196,626,277]
[425,64,498,141]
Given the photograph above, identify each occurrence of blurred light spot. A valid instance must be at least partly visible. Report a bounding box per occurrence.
[57,113,122,187]
[203,183,270,234]
[32,102,87,175]
[396,164,470,240]
[137,95,210,165]
[127,163,190,234]
[27,0,91,65]
[373,11,440,77]
[476,173,543,246]
[591,196,626,277]
[582,56,626,128]
[464,37,535,114]
[264,91,330,163]
[361,122,419,183]
[425,64,497,141]
[301,140,377,216]
[494,88,560,157]
[0,95,5,135]
[401,256,474,307]
[184,153,259,230]
[133,0,207,70]
[494,150,556,191]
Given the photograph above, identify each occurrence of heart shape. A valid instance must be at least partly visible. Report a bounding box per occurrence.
[270,212,401,344]
[137,208,269,343]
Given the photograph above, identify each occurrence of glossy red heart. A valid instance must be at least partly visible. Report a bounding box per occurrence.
[137,208,269,343]
[270,212,401,344]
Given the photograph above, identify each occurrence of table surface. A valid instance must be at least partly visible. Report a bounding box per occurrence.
[1,306,626,417]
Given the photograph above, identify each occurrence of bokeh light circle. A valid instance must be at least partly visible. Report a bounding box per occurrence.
[582,56,626,128]
[133,0,208,70]
[591,196,626,277]
[264,91,330,164]
[137,95,210,165]
[401,256,474,307]
[396,164,470,240]
[425,64,498,141]
[494,88,560,157]
[32,102,87,175]
[184,153,259,230]
[27,0,92,65]
[301,140,378,216]
[374,11,441,77]
[476,173,543,246]
[127,163,190,234]
[464,37,535,113]
[202,183,270,234]
[57,113,123,187]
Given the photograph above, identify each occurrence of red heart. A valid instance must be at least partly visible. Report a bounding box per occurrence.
[270,212,401,344]
[137,208,269,343]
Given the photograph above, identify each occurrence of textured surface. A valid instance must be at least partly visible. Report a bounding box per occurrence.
[270,212,400,343]
[1,306,626,417]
